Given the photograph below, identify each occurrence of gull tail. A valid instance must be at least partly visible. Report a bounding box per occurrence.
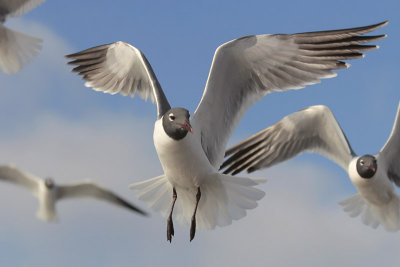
[129,174,265,230]
[36,208,59,222]
[0,24,42,74]
[339,193,400,232]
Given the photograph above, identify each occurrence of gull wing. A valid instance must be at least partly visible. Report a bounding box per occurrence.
[66,41,171,119]
[221,105,356,175]
[56,181,147,216]
[379,102,400,187]
[192,21,387,169]
[0,165,40,193]
[0,0,46,19]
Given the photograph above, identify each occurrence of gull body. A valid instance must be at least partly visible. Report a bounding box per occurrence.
[154,119,214,189]
[36,178,58,221]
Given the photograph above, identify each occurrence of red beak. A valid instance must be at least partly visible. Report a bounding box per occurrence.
[179,121,193,133]
[369,164,376,173]
[370,166,376,172]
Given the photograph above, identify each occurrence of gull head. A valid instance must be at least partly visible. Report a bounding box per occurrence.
[356,155,377,179]
[44,177,55,189]
[162,108,193,141]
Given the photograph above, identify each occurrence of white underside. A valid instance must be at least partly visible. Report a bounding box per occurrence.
[36,183,58,222]
[130,119,266,230]
[340,158,400,231]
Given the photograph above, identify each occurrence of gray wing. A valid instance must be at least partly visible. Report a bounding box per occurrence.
[0,0,46,19]
[0,165,40,193]
[66,42,171,119]
[56,181,147,216]
[221,105,356,175]
[192,21,387,169]
[378,102,400,187]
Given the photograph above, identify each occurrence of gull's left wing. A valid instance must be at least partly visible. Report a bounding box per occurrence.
[192,21,387,169]
[0,165,40,193]
[66,41,171,119]
[56,181,148,216]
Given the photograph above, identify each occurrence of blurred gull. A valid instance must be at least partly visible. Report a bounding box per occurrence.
[0,165,147,221]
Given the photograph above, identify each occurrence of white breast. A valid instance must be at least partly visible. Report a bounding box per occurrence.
[36,182,58,221]
[153,119,215,189]
[348,157,395,205]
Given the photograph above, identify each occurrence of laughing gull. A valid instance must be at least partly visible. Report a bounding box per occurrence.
[0,0,44,74]
[0,165,147,221]
[66,21,387,241]
[221,104,400,231]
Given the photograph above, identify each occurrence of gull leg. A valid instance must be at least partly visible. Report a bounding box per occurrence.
[167,187,177,243]
[190,187,201,241]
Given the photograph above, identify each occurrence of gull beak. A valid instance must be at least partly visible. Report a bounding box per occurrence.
[179,120,193,134]
[186,120,194,134]
[369,164,376,173]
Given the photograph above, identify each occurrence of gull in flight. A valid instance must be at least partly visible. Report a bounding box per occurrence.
[0,165,147,221]
[222,103,400,231]
[0,0,44,74]
[66,21,387,241]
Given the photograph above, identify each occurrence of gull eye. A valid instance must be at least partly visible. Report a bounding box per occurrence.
[360,160,364,166]
[169,114,176,121]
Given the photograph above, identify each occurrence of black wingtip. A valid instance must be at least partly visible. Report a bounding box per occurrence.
[132,206,149,216]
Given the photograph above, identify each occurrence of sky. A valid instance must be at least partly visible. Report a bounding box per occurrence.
[0,0,399,266]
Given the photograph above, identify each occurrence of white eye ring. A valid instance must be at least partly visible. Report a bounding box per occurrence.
[169,114,175,121]
[360,160,364,166]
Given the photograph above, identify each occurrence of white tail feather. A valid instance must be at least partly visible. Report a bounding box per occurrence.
[0,24,42,74]
[339,193,400,231]
[130,173,265,230]
[36,208,58,222]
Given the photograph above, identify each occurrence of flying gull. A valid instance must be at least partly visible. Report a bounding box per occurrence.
[221,104,400,231]
[66,21,387,241]
[0,0,44,74]
[0,165,147,221]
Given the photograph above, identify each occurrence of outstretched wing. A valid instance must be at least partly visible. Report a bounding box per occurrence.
[0,0,46,19]
[66,41,171,119]
[192,21,387,169]
[0,165,40,193]
[56,181,147,216]
[221,105,356,175]
[379,102,400,187]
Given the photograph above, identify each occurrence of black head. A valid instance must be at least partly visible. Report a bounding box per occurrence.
[162,108,193,141]
[356,155,377,179]
[44,178,55,189]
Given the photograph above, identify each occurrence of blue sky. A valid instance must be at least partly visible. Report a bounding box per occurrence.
[0,0,399,266]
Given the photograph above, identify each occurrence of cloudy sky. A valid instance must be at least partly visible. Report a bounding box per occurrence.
[0,0,399,266]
